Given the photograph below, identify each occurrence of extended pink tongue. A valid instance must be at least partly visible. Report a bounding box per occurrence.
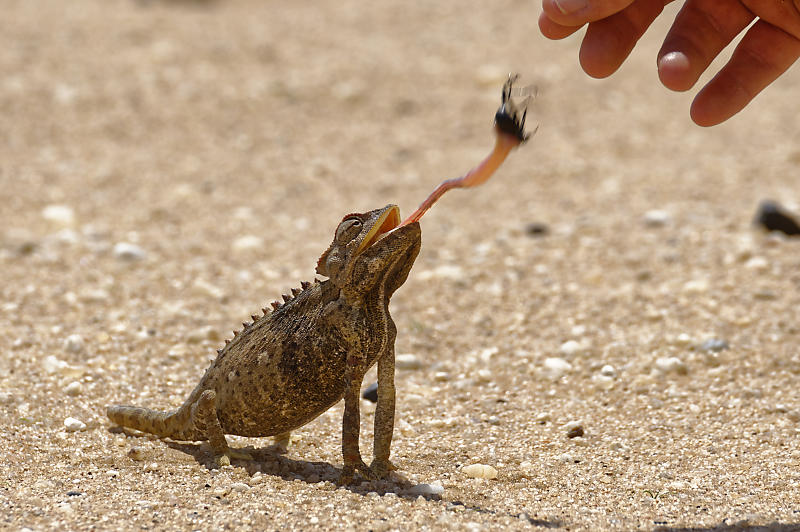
[399,131,522,227]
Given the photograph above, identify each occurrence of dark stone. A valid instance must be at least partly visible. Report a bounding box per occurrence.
[362,382,378,403]
[524,222,549,237]
[566,424,584,438]
[66,491,82,497]
[754,200,800,236]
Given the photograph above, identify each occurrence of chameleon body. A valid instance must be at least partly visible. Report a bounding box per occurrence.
[107,205,421,482]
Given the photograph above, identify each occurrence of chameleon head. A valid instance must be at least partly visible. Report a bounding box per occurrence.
[316,205,421,296]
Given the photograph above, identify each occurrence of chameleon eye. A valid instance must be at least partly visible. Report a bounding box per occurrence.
[336,218,362,243]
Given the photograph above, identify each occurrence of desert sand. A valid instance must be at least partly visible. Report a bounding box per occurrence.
[1,1,799,530]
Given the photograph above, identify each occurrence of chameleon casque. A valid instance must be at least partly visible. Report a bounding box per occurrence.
[108,205,421,483]
[107,76,530,483]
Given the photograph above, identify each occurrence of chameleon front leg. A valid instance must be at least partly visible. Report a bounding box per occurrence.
[340,367,370,484]
[370,345,396,479]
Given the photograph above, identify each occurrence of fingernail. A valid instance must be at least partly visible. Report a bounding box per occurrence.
[553,0,588,15]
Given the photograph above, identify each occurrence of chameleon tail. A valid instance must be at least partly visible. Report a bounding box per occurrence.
[106,404,196,441]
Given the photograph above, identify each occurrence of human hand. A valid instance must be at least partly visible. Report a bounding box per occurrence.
[538,0,800,126]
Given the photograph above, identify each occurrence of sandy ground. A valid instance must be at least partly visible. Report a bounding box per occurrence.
[1,0,799,530]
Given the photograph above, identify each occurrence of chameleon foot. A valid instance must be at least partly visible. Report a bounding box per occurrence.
[339,457,371,485]
[368,458,396,480]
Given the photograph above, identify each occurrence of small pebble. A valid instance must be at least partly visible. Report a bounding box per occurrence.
[408,481,445,495]
[674,333,692,346]
[362,382,378,403]
[0,392,14,405]
[559,340,583,357]
[462,464,498,480]
[535,412,550,424]
[524,222,549,237]
[63,381,82,396]
[42,205,76,226]
[556,452,578,463]
[231,235,264,253]
[542,357,572,380]
[600,364,616,377]
[744,256,768,271]
[564,421,585,438]
[643,209,671,227]
[395,353,422,370]
[698,338,729,353]
[230,482,250,493]
[64,417,87,432]
[433,371,450,382]
[63,334,84,354]
[113,242,146,261]
[127,447,146,461]
[653,357,688,376]
[682,279,709,294]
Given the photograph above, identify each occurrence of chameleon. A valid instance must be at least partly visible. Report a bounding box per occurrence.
[108,205,421,483]
[107,75,530,483]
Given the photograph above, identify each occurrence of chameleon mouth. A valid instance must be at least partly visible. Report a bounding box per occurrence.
[356,205,401,255]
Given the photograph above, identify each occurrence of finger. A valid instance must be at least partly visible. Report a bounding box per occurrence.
[538,10,584,39]
[541,0,636,27]
[657,0,754,91]
[578,0,668,78]
[690,20,800,127]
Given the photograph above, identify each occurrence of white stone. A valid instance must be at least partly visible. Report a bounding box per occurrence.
[654,356,688,375]
[682,279,709,294]
[396,354,422,370]
[542,357,572,380]
[600,364,616,377]
[744,256,769,271]
[462,464,498,479]
[42,205,75,226]
[43,355,69,375]
[559,340,583,357]
[643,209,671,227]
[408,481,444,495]
[416,264,464,281]
[64,417,87,432]
[230,482,250,492]
[63,381,82,396]
[63,334,84,354]
[231,235,263,253]
[113,242,146,261]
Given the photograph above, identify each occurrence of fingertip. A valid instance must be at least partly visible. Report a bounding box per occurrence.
[538,11,582,40]
[657,51,695,91]
[579,43,616,78]
[689,99,722,127]
[690,84,736,127]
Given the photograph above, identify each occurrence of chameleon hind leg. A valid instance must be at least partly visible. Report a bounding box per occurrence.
[273,431,291,453]
[192,389,253,466]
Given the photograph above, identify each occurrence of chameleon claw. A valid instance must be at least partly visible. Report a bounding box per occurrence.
[216,449,254,466]
[367,458,395,480]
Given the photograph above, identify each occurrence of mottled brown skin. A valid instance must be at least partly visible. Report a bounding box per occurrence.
[107,205,421,483]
